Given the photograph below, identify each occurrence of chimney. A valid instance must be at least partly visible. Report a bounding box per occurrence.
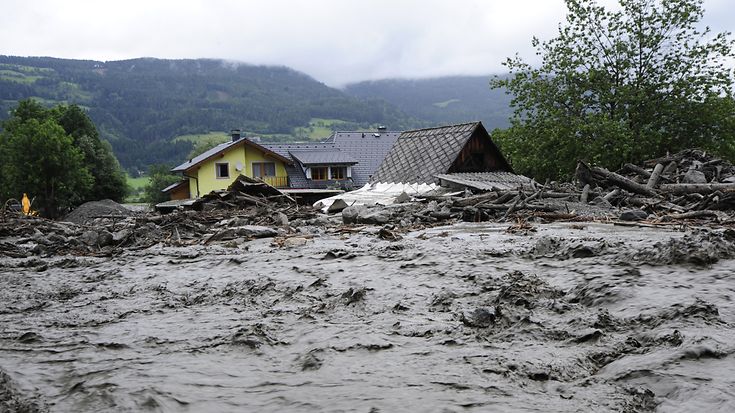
[231,129,241,142]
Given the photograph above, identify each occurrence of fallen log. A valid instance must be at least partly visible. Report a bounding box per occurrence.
[658,183,735,195]
[646,163,665,189]
[580,184,591,203]
[591,165,658,197]
[664,210,719,220]
[619,163,652,179]
[624,197,686,213]
[577,161,658,197]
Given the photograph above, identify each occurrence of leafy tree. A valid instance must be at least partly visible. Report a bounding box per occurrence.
[0,100,128,216]
[144,164,181,205]
[1,118,92,217]
[492,0,735,180]
[53,104,128,202]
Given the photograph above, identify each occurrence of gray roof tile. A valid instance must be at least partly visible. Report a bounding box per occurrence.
[289,150,357,165]
[263,130,400,188]
[371,122,481,184]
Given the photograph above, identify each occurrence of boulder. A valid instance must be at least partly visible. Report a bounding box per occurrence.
[112,229,133,243]
[80,229,114,247]
[683,169,707,184]
[619,209,649,221]
[342,205,367,224]
[274,212,289,227]
[359,209,391,225]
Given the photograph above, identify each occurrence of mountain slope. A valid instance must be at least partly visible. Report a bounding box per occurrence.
[0,56,420,172]
[343,76,513,131]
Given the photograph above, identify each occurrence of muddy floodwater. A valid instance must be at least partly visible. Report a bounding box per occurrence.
[2,222,735,412]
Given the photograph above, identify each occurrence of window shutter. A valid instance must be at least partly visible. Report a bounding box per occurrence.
[306,168,311,179]
[346,166,352,178]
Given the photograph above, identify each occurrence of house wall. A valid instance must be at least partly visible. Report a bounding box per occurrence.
[169,184,190,200]
[448,130,511,174]
[186,143,288,197]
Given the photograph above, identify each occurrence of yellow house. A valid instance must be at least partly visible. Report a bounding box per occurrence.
[168,130,293,199]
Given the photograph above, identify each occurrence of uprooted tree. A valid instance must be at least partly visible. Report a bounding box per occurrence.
[491,0,735,180]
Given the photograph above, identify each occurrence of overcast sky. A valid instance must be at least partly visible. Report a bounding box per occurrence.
[1,0,732,86]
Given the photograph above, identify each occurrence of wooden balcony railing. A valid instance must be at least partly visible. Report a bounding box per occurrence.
[258,175,289,188]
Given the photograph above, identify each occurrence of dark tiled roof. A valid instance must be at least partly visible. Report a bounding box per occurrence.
[371,122,481,184]
[328,131,401,186]
[289,150,357,166]
[262,142,336,159]
[172,138,292,172]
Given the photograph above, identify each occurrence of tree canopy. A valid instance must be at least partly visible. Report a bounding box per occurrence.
[491,0,735,180]
[143,164,181,206]
[0,100,128,217]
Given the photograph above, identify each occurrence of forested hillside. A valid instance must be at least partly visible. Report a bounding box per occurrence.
[344,76,512,130]
[0,56,420,173]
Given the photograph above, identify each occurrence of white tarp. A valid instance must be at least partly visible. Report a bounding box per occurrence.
[314,182,445,212]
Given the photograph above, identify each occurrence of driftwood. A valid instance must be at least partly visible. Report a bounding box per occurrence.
[580,184,591,203]
[619,163,652,179]
[658,183,735,195]
[572,151,735,223]
[646,163,665,189]
[665,210,720,220]
[592,166,658,197]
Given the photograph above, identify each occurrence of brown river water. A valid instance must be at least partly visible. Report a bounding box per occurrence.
[1,222,734,412]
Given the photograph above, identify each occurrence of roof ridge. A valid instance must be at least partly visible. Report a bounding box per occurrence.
[401,121,481,134]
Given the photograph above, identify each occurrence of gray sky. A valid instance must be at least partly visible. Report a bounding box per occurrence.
[1,0,732,86]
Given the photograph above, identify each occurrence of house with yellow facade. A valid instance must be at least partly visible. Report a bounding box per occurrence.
[165,130,293,199]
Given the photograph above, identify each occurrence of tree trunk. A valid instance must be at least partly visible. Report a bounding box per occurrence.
[658,183,735,195]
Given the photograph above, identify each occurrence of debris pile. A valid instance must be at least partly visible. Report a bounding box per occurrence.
[62,199,134,225]
[577,149,735,224]
[156,175,296,213]
[450,182,614,223]
[0,177,317,257]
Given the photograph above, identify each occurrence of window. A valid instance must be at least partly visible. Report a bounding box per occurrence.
[215,162,229,179]
[331,166,347,179]
[252,162,276,177]
[311,166,328,180]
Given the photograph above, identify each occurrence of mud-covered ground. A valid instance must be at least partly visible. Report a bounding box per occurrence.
[2,222,735,412]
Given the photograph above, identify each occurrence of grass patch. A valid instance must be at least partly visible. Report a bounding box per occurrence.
[0,69,42,84]
[433,99,461,108]
[0,64,54,74]
[125,174,150,203]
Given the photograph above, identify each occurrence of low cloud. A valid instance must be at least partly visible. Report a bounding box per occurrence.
[0,0,730,86]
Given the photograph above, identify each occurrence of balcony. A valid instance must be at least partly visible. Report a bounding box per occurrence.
[258,175,289,188]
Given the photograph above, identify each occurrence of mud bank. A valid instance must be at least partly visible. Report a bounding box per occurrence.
[1,222,735,412]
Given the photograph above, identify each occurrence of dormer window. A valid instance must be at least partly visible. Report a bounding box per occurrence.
[215,162,230,179]
[311,167,328,180]
[331,166,347,179]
